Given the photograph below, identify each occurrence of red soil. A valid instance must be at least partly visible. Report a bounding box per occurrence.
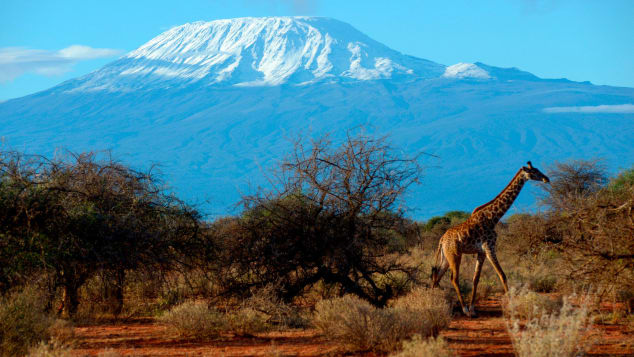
[71,295,634,357]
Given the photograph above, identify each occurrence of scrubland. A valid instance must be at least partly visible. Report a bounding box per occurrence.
[1,137,632,356]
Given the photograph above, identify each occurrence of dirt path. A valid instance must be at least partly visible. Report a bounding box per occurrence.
[440,296,515,357]
[72,325,341,356]
[71,295,634,356]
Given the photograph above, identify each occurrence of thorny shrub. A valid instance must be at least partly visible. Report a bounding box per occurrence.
[227,307,268,336]
[211,133,423,307]
[238,284,307,329]
[391,287,452,337]
[159,296,290,338]
[541,162,633,295]
[158,301,226,339]
[313,288,452,353]
[503,286,562,320]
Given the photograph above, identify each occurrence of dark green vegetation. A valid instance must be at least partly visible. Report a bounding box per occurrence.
[0,151,200,317]
[1,134,632,355]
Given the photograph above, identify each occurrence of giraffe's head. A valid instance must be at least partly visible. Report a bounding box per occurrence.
[521,161,550,183]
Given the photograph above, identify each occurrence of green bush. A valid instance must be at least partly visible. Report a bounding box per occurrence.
[608,167,634,194]
[0,286,54,356]
[0,151,200,317]
[423,211,469,232]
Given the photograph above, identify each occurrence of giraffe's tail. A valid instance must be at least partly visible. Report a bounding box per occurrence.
[430,239,443,284]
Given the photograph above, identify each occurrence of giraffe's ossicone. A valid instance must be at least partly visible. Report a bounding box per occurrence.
[431,161,549,317]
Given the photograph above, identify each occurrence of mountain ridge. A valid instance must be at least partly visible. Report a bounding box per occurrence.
[64,16,446,92]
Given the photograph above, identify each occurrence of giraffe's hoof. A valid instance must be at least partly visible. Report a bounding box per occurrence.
[462,306,477,318]
[462,306,471,317]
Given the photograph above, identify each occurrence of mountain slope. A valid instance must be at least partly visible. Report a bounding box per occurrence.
[1,17,633,218]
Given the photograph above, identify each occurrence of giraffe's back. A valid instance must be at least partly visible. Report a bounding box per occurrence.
[440,222,486,255]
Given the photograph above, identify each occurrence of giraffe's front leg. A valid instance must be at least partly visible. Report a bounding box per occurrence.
[446,253,470,316]
[485,247,508,294]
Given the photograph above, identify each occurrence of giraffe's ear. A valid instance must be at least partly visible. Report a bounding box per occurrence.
[526,161,533,169]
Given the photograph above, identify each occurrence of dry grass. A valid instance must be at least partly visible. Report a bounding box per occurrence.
[505,292,595,357]
[239,284,307,329]
[26,340,72,357]
[390,336,455,357]
[157,301,226,339]
[48,319,75,346]
[313,288,452,353]
[313,295,391,352]
[228,307,268,335]
[158,295,290,339]
[391,287,452,337]
[503,286,562,320]
[0,286,54,357]
[96,349,123,357]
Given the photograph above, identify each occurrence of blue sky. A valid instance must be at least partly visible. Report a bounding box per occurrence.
[1,0,632,101]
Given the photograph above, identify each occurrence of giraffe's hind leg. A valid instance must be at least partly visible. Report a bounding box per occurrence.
[469,253,486,317]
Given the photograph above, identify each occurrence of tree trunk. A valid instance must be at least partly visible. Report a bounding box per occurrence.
[58,283,79,318]
[111,269,125,316]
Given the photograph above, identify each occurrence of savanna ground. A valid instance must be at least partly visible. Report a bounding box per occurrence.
[2,136,633,356]
[68,293,633,356]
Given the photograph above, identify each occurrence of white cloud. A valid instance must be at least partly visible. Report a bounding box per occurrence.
[0,45,121,82]
[543,104,634,114]
[58,45,120,60]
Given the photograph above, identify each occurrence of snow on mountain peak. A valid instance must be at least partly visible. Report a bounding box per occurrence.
[443,62,491,79]
[71,17,444,91]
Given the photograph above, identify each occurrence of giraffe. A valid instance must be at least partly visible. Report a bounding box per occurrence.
[430,161,549,317]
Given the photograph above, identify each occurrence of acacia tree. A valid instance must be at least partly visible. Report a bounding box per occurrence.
[538,161,634,295]
[0,151,200,316]
[540,160,608,211]
[0,154,61,293]
[214,133,424,306]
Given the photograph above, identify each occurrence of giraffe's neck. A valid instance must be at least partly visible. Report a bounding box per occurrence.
[471,169,527,226]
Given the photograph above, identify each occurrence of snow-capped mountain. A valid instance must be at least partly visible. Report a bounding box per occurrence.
[2,17,633,218]
[67,17,444,92]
